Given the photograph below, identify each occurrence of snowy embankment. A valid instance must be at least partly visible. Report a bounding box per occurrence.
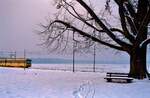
[0,64,150,98]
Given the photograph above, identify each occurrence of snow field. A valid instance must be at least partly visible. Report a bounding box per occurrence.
[0,64,150,98]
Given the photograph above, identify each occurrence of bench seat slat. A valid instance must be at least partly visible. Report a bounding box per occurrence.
[104,77,133,80]
[107,72,129,75]
[106,75,129,77]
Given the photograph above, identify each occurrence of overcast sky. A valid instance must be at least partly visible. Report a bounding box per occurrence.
[0,0,53,51]
[0,0,149,63]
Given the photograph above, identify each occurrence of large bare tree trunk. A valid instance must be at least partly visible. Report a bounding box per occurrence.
[129,47,149,79]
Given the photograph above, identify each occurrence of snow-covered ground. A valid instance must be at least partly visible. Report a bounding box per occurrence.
[0,64,150,98]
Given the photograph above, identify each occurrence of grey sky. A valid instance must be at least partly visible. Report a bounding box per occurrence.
[0,0,149,63]
[0,0,53,52]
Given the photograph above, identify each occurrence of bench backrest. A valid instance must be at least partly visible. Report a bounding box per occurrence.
[106,72,129,77]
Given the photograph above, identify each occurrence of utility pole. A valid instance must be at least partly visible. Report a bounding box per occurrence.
[93,44,96,72]
[24,49,26,59]
[93,30,96,72]
[73,32,75,72]
[24,49,26,70]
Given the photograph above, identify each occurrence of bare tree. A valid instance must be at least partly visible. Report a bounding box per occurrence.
[40,0,150,79]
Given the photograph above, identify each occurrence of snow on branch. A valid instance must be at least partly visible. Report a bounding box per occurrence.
[140,38,150,48]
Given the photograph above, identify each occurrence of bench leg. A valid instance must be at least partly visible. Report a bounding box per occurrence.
[107,78,112,82]
[127,79,132,83]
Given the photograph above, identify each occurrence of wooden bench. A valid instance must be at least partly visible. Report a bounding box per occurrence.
[104,72,134,83]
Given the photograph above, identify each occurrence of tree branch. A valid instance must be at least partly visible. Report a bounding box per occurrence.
[114,0,136,43]
[135,7,150,47]
[61,1,104,35]
[125,0,136,18]
[50,20,126,51]
[76,0,132,50]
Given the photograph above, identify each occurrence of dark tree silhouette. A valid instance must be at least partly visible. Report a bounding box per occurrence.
[41,0,150,79]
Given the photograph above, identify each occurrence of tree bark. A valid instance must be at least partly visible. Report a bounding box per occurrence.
[129,47,149,79]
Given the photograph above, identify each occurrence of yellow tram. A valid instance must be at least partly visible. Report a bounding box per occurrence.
[0,58,31,68]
